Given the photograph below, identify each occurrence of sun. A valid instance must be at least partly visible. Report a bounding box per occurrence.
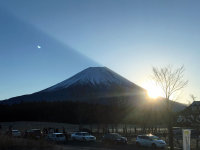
[147,87,161,98]
[141,81,163,99]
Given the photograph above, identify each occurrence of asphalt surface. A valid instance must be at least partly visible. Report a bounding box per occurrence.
[57,141,168,150]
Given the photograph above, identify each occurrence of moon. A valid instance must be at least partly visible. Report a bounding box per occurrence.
[37,45,41,49]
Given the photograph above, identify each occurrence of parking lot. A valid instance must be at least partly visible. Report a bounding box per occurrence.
[0,122,186,150]
[56,141,168,150]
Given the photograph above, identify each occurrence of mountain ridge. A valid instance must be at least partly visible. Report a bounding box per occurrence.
[0,66,186,112]
[42,67,144,92]
[0,67,147,104]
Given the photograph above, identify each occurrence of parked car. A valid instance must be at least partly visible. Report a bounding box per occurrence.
[24,129,42,139]
[47,133,66,142]
[136,134,166,148]
[11,130,21,137]
[71,132,96,142]
[102,133,127,144]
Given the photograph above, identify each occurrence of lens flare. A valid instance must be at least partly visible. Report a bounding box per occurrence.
[142,81,163,99]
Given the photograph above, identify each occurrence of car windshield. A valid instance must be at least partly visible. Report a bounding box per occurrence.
[150,136,160,140]
[83,133,90,136]
[56,134,64,137]
[113,134,121,138]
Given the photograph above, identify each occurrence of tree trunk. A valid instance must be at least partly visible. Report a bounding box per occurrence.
[115,124,118,133]
[168,125,174,150]
[135,126,137,134]
[97,125,100,134]
[112,125,114,133]
[196,138,199,150]
[167,98,174,150]
[196,127,199,150]
[90,124,93,133]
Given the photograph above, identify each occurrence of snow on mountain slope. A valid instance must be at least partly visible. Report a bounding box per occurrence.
[44,67,142,92]
[0,66,186,111]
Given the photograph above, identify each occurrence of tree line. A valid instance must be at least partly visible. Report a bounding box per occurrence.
[0,101,174,127]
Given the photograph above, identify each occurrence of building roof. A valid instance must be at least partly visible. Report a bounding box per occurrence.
[191,101,200,106]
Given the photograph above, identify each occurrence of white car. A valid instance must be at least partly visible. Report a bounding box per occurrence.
[136,134,166,148]
[47,133,66,142]
[11,130,21,137]
[71,132,96,142]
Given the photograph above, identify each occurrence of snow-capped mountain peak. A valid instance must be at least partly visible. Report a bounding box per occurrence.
[44,67,138,92]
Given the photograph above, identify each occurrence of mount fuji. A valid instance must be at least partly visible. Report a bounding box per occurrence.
[1,67,148,105]
[44,67,145,93]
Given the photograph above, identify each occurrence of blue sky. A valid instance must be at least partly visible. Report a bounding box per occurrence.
[0,0,200,103]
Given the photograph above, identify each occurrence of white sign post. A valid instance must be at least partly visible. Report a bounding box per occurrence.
[183,129,191,150]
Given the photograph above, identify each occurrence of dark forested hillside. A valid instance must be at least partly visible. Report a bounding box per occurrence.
[0,101,175,126]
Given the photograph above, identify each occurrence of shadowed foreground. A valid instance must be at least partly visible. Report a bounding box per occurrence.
[0,135,53,150]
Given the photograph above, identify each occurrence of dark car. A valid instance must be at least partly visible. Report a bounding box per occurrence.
[24,129,42,139]
[102,133,127,144]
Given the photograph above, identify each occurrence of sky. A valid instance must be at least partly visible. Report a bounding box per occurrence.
[0,0,200,103]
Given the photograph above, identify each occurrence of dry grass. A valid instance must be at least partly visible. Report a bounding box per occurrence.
[0,135,54,150]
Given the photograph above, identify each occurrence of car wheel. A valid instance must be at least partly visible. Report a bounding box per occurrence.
[152,143,157,149]
[136,142,141,147]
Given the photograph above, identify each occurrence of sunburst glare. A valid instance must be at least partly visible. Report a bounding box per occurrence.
[142,80,163,99]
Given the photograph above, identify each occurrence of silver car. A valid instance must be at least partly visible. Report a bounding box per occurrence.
[136,134,166,148]
[71,132,96,142]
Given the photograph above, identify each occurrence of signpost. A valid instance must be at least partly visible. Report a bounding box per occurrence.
[183,129,191,150]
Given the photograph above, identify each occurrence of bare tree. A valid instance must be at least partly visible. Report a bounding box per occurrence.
[152,65,188,150]
[187,94,196,105]
[190,94,196,101]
